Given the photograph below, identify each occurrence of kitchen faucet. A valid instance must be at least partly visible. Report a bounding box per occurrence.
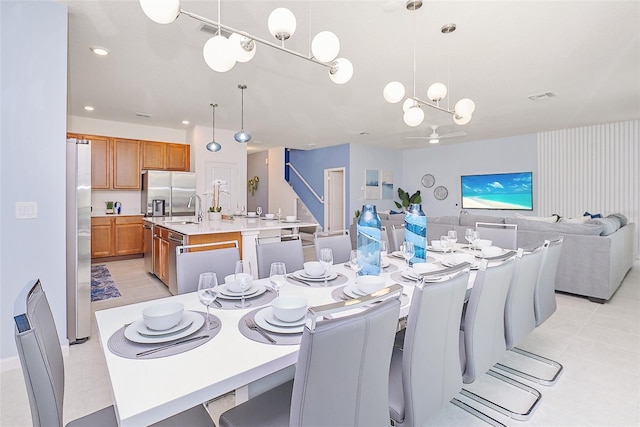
[188,195,203,223]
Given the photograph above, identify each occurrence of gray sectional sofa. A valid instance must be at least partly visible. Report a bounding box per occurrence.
[375,212,636,303]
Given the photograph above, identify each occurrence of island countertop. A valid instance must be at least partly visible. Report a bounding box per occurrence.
[143,216,318,236]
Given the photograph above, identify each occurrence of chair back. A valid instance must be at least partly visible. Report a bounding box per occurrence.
[14,280,65,427]
[176,241,240,294]
[461,258,516,384]
[476,222,518,250]
[504,247,544,350]
[290,288,402,427]
[256,238,305,279]
[397,270,470,426]
[534,238,563,326]
[390,224,405,253]
[313,231,352,263]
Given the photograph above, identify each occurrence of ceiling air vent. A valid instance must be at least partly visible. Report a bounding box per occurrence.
[527,92,556,101]
[135,112,153,118]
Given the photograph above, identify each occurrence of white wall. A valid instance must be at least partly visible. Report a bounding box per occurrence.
[1,0,68,363]
[267,148,299,217]
[402,134,538,217]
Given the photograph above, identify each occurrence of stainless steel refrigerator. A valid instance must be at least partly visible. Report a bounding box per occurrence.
[141,170,197,217]
[66,137,91,344]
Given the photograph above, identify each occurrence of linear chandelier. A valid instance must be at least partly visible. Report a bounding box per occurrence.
[383,1,475,127]
[139,0,353,84]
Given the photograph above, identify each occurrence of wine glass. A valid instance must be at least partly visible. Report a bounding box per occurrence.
[440,235,451,254]
[276,208,282,222]
[465,228,475,249]
[400,241,415,269]
[234,260,253,308]
[197,272,219,329]
[448,230,458,252]
[269,262,287,297]
[256,206,263,218]
[470,230,480,253]
[349,249,363,282]
[319,248,334,286]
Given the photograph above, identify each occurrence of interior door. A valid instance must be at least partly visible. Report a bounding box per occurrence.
[324,168,345,233]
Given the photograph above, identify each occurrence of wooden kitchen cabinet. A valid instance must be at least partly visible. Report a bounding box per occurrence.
[114,216,144,255]
[141,141,165,170]
[141,140,190,171]
[165,143,190,171]
[112,138,141,189]
[153,226,170,285]
[88,135,111,190]
[91,217,114,258]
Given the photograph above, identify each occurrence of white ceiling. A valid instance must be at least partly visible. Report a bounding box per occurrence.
[65,0,640,152]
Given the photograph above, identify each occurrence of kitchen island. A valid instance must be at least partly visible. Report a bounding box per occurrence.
[143,216,318,291]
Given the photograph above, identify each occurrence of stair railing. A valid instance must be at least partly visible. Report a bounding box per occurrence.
[285,162,324,204]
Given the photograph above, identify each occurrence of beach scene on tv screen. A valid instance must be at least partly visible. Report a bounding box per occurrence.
[461,172,533,210]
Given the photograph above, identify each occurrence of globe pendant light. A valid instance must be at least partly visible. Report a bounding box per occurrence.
[234,84,251,143]
[206,103,222,152]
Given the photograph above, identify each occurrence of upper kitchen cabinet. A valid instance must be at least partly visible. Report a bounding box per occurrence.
[88,135,111,189]
[112,138,140,189]
[142,140,190,171]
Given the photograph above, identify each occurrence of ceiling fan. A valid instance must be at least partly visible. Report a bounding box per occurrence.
[405,125,467,144]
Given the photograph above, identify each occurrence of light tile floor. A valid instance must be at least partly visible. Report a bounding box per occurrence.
[1,257,638,426]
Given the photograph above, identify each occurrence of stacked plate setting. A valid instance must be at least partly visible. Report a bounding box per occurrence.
[218,281,267,300]
[125,304,205,344]
[254,296,308,334]
[291,269,338,282]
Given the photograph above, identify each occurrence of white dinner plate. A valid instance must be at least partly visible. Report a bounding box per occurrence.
[262,307,307,328]
[390,251,405,259]
[125,311,204,344]
[293,270,338,282]
[219,283,260,297]
[427,246,453,253]
[218,283,266,300]
[344,259,390,270]
[343,284,367,299]
[441,260,480,270]
[400,269,450,283]
[282,219,300,223]
[254,308,305,334]
[135,312,195,336]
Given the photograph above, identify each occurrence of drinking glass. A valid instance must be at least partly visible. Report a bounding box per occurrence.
[277,208,282,222]
[448,230,458,252]
[269,262,287,297]
[197,272,219,329]
[440,236,451,254]
[401,241,415,269]
[319,248,334,286]
[465,228,475,248]
[256,206,263,218]
[349,249,363,282]
[380,240,388,259]
[234,260,253,308]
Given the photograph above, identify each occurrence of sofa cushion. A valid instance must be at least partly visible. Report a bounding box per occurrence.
[589,217,621,236]
[514,213,560,223]
[507,218,604,235]
[427,216,459,225]
[608,213,628,226]
[559,216,591,224]
[460,213,505,227]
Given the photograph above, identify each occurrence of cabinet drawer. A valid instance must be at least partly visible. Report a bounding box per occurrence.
[92,217,113,226]
[115,216,143,225]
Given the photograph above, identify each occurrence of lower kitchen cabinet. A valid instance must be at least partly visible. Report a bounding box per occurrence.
[91,217,113,258]
[92,215,144,259]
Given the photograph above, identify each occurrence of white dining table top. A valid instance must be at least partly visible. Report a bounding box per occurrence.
[94,244,480,426]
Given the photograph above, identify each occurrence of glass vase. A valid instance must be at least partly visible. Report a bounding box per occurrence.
[405,203,427,264]
[356,205,381,276]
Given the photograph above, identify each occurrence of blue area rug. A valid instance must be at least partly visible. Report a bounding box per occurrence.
[91,264,122,301]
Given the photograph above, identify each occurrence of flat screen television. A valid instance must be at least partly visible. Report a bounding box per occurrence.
[461,172,533,210]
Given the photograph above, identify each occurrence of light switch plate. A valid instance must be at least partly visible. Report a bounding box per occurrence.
[16,202,38,219]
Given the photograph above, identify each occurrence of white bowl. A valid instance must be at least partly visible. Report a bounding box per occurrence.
[142,302,184,331]
[286,215,297,222]
[452,253,475,264]
[412,263,439,275]
[357,275,387,294]
[474,239,493,248]
[264,213,275,220]
[482,246,503,257]
[234,211,242,216]
[272,296,308,322]
[225,273,252,292]
[247,212,257,217]
[303,261,325,277]
[431,240,442,249]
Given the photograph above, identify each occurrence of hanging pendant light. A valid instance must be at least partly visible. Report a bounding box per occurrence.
[234,84,251,143]
[206,103,222,152]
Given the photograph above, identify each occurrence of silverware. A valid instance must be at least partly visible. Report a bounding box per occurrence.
[212,299,222,308]
[136,335,209,358]
[286,274,311,286]
[245,318,276,344]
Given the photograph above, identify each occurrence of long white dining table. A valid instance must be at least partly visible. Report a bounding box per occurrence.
[94,245,483,426]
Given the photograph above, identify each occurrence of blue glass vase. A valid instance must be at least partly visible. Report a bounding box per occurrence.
[405,203,427,264]
[357,205,381,276]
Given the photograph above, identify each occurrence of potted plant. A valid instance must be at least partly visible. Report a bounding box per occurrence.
[208,179,228,220]
[394,188,421,211]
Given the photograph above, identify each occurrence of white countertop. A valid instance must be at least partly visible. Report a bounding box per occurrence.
[92,213,144,217]
[143,216,318,236]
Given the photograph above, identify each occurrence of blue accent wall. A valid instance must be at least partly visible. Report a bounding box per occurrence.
[287,144,350,228]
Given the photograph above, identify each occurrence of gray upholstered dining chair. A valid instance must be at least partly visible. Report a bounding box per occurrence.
[475,222,518,249]
[313,230,352,263]
[176,241,240,294]
[14,279,215,427]
[219,286,402,427]
[390,223,405,253]
[388,269,470,426]
[255,238,305,279]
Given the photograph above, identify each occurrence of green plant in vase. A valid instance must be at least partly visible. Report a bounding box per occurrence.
[394,188,421,211]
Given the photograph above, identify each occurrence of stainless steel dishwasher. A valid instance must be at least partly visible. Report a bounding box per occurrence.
[143,221,153,273]
[167,230,185,295]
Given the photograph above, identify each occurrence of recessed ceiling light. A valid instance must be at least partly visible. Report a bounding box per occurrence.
[308,143,316,147]
[182,120,190,125]
[84,105,94,111]
[90,47,109,56]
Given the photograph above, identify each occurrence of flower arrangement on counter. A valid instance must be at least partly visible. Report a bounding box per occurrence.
[209,179,228,213]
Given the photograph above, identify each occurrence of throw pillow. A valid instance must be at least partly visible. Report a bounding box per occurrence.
[460,213,505,227]
[427,216,459,225]
[559,216,591,224]
[514,213,560,223]
[608,213,628,226]
[583,211,602,219]
[589,217,621,235]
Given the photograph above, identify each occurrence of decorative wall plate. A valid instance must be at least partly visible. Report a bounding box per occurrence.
[421,173,435,188]
[433,185,448,200]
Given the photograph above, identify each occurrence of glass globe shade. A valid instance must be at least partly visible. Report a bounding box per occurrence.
[383,81,405,104]
[427,82,447,102]
[311,31,340,62]
[202,35,236,72]
[229,33,256,63]
[268,8,297,40]
[402,97,417,113]
[234,130,252,143]
[139,0,180,24]
[453,114,472,125]
[206,141,222,152]
[454,98,476,117]
[403,106,424,127]
[328,58,353,84]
